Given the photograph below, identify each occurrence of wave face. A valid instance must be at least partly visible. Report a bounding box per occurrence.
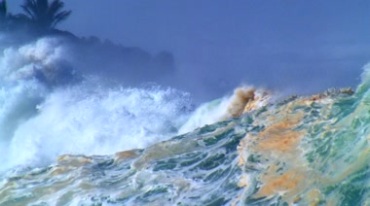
[1,36,370,205]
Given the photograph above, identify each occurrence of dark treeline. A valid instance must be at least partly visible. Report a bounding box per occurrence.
[0,0,71,36]
[0,0,176,85]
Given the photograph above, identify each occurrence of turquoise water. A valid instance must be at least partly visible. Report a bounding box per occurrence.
[2,83,370,205]
[1,37,370,205]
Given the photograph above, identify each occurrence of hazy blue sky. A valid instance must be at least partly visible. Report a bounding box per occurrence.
[8,0,370,98]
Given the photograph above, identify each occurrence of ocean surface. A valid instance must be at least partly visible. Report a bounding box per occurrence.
[1,37,370,205]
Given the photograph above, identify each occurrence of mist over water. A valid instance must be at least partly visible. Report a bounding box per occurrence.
[52,0,370,99]
[6,0,367,101]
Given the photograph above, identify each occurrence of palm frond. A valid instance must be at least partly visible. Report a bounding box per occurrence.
[0,0,7,19]
[52,10,70,27]
[21,0,70,30]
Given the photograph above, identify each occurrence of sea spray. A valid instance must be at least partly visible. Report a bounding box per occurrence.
[2,35,370,206]
[6,84,193,169]
[3,66,370,204]
[0,37,194,170]
[0,37,76,85]
[178,86,270,134]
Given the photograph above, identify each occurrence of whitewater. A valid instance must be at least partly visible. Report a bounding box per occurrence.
[0,37,197,170]
[1,36,370,205]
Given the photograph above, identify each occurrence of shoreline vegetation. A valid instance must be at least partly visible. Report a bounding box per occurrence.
[0,0,175,83]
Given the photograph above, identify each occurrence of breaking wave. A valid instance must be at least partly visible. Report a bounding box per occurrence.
[0,37,194,170]
[2,36,370,205]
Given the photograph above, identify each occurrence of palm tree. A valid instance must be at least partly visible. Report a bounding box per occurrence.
[0,0,21,32]
[21,0,71,32]
[0,0,7,21]
[0,0,10,30]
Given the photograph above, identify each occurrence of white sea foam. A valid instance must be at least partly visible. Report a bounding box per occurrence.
[0,37,193,170]
[0,37,270,171]
[6,84,191,169]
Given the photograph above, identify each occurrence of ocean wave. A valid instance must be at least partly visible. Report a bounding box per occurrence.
[2,36,370,205]
[0,37,193,170]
